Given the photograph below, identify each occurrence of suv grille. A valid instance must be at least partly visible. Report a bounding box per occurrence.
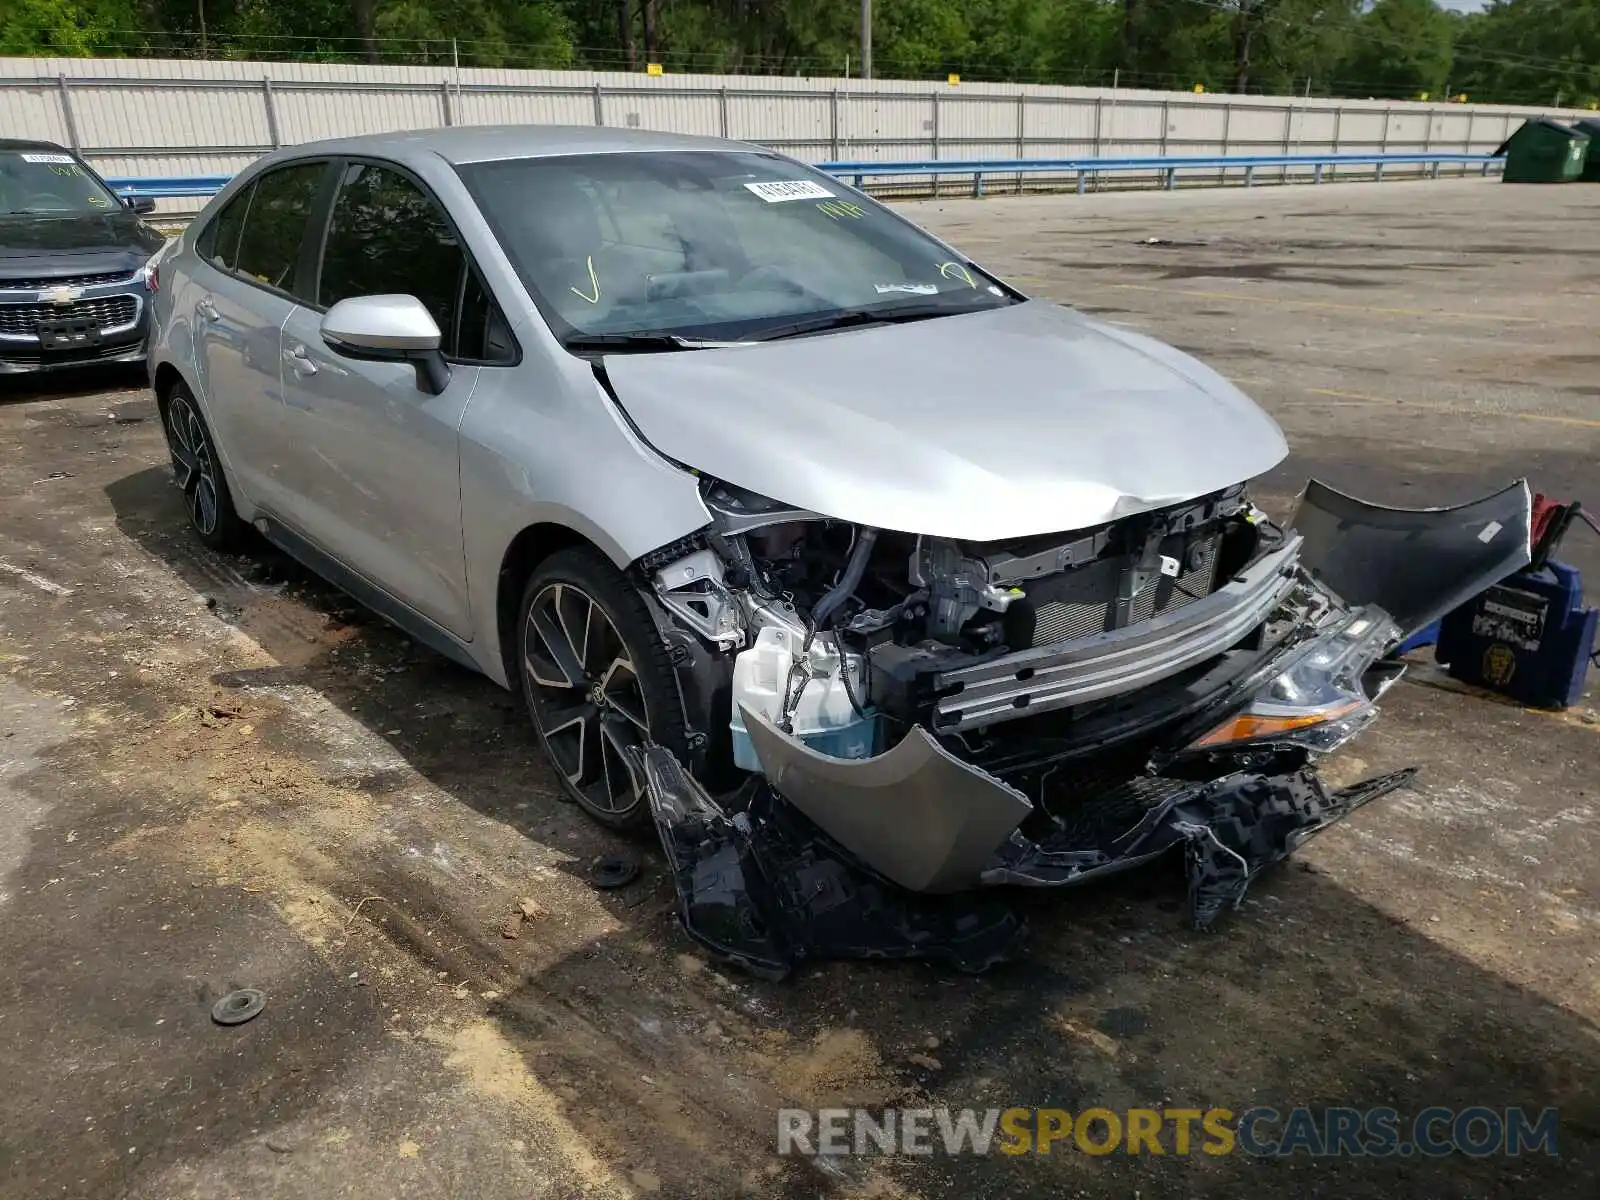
[0,270,136,291]
[1023,530,1223,647]
[0,294,138,336]
[0,341,143,366]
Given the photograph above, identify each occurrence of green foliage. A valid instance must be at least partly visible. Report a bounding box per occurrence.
[1338,0,1452,98]
[0,0,1595,107]
[1,0,137,56]
[1451,0,1600,107]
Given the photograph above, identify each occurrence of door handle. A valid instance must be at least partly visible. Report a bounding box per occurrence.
[285,343,318,377]
[195,296,218,322]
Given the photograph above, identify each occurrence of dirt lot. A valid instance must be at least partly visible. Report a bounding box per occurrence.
[1,177,1598,1199]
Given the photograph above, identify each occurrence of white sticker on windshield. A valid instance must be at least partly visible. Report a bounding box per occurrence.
[875,282,940,295]
[745,179,835,203]
[21,152,75,164]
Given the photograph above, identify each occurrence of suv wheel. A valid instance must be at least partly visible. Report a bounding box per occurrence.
[517,547,690,830]
[163,384,246,551]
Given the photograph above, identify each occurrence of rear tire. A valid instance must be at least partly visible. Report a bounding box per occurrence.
[162,383,247,552]
[517,547,690,831]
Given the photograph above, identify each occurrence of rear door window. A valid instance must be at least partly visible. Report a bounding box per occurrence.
[197,182,253,272]
[230,162,326,296]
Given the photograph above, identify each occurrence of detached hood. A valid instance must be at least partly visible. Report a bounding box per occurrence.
[603,300,1287,541]
[0,212,164,278]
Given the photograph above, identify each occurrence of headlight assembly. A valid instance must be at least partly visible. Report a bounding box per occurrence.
[1190,610,1401,753]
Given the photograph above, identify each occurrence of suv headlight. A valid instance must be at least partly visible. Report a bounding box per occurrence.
[1190,611,1401,752]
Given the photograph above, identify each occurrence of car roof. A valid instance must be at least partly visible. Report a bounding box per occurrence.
[257,124,758,169]
[0,138,76,154]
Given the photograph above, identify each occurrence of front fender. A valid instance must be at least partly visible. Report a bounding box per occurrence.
[458,364,712,687]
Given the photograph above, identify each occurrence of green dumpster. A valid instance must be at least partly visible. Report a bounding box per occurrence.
[1573,117,1600,181]
[1494,118,1590,183]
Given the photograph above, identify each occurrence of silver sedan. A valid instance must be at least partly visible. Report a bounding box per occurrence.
[148,126,1528,959]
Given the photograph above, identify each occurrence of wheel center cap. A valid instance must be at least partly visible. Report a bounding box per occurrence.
[588,681,607,707]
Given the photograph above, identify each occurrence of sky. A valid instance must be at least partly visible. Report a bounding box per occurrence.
[1435,0,1487,9]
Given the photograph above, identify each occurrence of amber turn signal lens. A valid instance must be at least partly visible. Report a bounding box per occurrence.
[1192,699,1366,748]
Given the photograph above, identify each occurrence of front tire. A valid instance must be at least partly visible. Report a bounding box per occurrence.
[163,383,246,552]
[517,547,690,830]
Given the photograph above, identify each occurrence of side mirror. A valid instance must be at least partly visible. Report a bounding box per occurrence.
[321,294,451,395]
[124,195,157,215]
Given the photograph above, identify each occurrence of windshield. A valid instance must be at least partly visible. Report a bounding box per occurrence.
[0,149,120,216]
[457,151,1016,345]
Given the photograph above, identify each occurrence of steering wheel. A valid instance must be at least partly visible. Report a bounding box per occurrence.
[21,191,72,211]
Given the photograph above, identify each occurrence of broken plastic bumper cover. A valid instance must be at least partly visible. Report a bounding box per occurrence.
[632,744,1027,981]
[632,731,1416,979]
[1294,477,1532,637]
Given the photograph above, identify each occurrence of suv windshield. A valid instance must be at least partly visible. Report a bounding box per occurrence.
[0,149,120,216]
[457,151,1015,346]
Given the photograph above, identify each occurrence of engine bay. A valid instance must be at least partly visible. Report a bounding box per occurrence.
[642,476,1294,778]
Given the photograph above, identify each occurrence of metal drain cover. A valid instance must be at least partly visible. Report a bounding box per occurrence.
[589,854,640,889]
[211,988,266,1026]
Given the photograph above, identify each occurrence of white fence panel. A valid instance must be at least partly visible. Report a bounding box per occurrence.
[0,55,1582,201]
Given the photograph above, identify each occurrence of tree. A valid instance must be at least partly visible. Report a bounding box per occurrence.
[1,0,139,55]
[1338,0,1453,99]
[0,0,1594,107]
[1451,0,1600,107]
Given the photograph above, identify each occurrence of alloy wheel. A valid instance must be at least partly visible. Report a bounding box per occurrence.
[522,581,652,816]
[166,393,221,537]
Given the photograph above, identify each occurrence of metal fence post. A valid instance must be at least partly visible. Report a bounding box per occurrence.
[56,76,82,152]
[262,77,282,148]
[719,86,729,138]
[1281,101,1293,183]
[1092,95,1103,157]
[930,90,939,198]
[1016,93,1026,195]
[1219,100,1231,184]
[829,89,840,160]
[592,83,604,127]
[1463,109,1475,177]
[1104,71,1119,191]
[440,80,453,126]
[1329,104,1341,182]
[1378,106,1391,181]
[1160,99,1170,157]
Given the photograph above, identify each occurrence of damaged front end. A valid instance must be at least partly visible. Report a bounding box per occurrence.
[631,474,1531,978]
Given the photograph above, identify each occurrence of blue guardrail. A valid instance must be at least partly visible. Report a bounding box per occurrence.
[108,151,1504,204]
